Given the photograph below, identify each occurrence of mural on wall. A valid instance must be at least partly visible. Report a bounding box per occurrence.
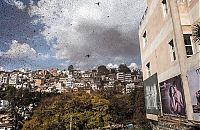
[187,67,200,121]
[144,73,160,115]
[160,75,186,116]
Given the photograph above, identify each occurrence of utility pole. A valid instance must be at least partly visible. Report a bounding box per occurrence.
[70,114,72,130]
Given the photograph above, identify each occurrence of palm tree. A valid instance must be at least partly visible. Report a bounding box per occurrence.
[192,22,200,43]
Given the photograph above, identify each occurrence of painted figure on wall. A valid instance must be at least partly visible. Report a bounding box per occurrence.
[169,81,184,114]
[160,75,186,116]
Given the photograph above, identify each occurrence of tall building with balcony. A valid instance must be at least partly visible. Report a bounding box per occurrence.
[139,0,199,129]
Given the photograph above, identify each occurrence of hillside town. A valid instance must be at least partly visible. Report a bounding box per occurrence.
[0,64,143,129]
[0,65,142,94]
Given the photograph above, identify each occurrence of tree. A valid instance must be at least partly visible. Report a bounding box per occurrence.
[96,86,134,124]
[97,86,122,100]
[193,22,200,43]
[22,93,111,130]
[0,86,58,129]
[68,65,74,72]
[130,87,146,125]
[118,64,131,73]
[97,65,109,75]
[110,68,117,74]
[94,86,147,126]
[109,94,133,124]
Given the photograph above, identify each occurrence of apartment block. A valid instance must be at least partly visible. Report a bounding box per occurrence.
[117,72,125,82]
[139,0,199,129]
[117,72,133,83]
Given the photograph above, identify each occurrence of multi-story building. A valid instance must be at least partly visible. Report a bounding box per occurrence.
[131,69,143,83]
[34,78,45,87]
[8,73,18,86]
[125,83,135,94]
[90,83,98,90]
[66,81,74,88]
[0,100,9,110]
[0,72,9,86]
[117,72,133,83]
[117,72,125,82]
[0,100,12,130]
[72,70,81,79]
[139,0,199,129]
[74,82,85,88]
[49,68,59,77]
[124,73,132,83]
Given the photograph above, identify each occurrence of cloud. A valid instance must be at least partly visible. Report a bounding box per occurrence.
[107,62,138,70]
[1,40,37,59]
[107,63,118,69]
[0,66,4,71]
[128,63,138,70]
[3,0,26,10]
[27,0,146,69]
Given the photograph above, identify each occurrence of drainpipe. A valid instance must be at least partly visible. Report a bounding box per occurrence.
[168,0,193,120]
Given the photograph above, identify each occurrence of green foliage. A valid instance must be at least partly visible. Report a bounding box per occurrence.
[1,86,149,129]
[22,93,111,130]
[134,121,152,130]
[95,87,147,126]
[192,22,200,42]
[0,86,58,129]
[97,87,123,100]
[97,65,109,75]
[68,65,74,72]
[131,88,146,124]
[109,94,133,124]
[110,68,117,74]
[118,64,131,73]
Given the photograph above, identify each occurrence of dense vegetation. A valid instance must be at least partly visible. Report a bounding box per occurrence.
[22,93,111,130]
[0,86,58,129]
[1,85,150,129]
[21,87,149,130]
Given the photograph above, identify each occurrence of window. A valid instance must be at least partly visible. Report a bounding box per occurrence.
[169,40,176,61]
[143,31,147,47]
[183,34,193,58]
[146,62,151,78]
[161,0,168,17]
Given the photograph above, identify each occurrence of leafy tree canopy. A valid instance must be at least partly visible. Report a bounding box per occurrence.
[97,65,109,75]
[118,64,131,73]
[68,65,74,72]
[110,68,117,74]
[22,93,111,130]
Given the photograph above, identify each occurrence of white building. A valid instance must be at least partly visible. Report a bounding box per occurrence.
[0,100,9,110]
[117,72,133,83]
[74,82,84,88]
[8,74,18,86]
[117,72,125,82]
[66,81,74,88]
[125,83,135,94]
[125,73,132,83]
[91,83,98,90]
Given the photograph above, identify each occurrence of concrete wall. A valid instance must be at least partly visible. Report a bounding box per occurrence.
[139,0,199,122]
[140,0,199,80]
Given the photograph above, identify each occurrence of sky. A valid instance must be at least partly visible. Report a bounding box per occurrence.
[0,0,146,71]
